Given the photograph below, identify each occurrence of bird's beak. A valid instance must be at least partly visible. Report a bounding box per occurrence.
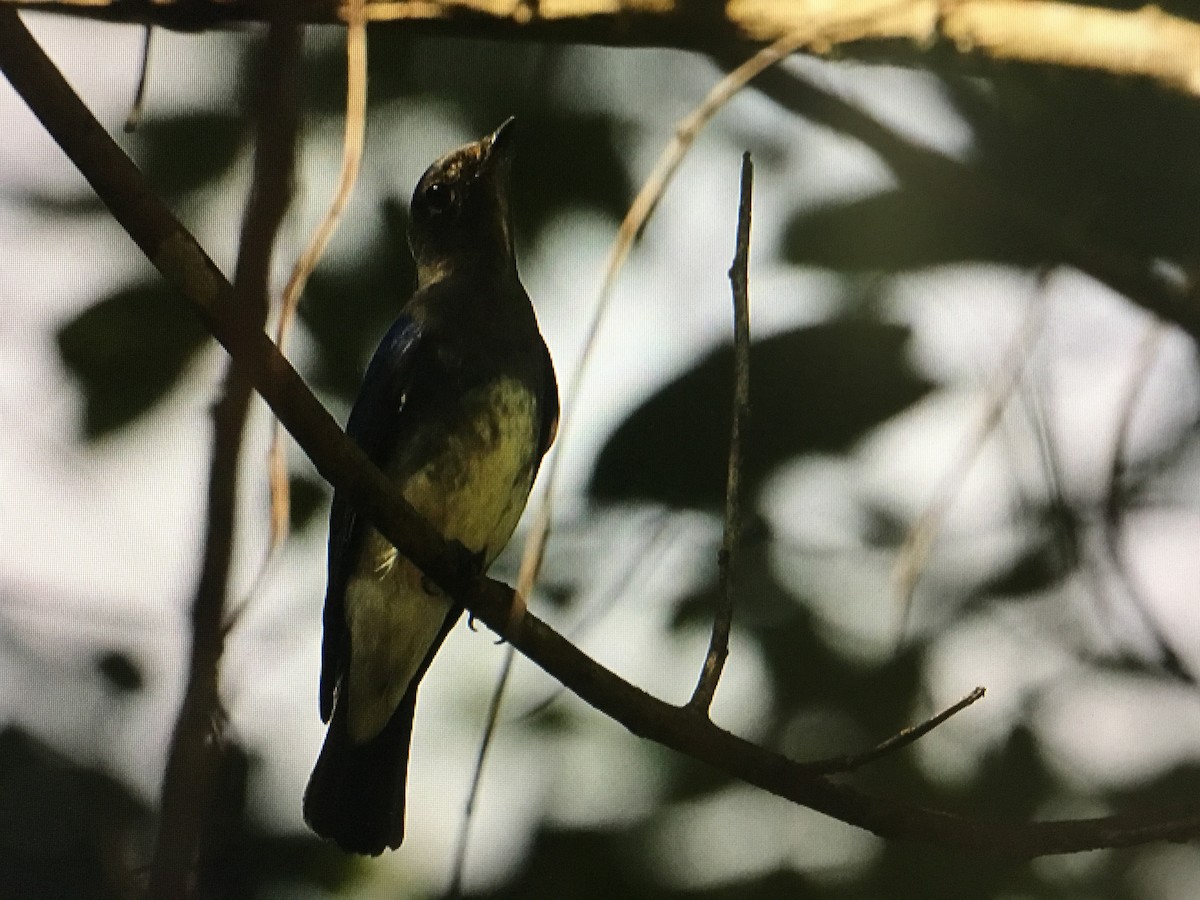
[482,117,517,169]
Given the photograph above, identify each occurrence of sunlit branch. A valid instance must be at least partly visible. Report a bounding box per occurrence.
[9,0,1200,101]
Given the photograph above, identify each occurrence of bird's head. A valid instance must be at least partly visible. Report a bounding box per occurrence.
[408,118,518,287]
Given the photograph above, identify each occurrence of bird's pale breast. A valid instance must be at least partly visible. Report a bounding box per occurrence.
[343,376,540,742]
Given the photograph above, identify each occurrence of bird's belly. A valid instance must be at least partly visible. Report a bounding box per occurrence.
[401,376,540,561]
[343,377,540,742]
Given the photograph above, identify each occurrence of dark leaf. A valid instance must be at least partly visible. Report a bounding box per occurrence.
[943,67,1200,268]
[508,110,632,241]
[95,651,143,693]
[57,283,209,438]
[783,186,1045,271]
[125,113,247,200]
[0,727,148,900]
[590,321,934,508]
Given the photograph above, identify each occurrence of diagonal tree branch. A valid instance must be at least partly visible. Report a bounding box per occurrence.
[5,3,1200,862]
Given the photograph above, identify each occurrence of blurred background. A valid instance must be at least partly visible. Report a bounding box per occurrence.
[3,8,1200,898]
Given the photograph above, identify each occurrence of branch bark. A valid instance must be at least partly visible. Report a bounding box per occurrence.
[149,14,301,898]
[689,150,752,716]
[4,2,1200,863]
[8,0,1200,98]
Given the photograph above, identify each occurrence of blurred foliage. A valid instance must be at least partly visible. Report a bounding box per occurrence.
[57,280,210,438]
[128,113,248,200]
[590,320,934,509]
[297,198,416,398]
[26,19,1200,900]
[947,67,1200,268]
[783,185,1046,271]
[95,649,144,693]
[289,474,329,533]
[0,727,350,899]
[785,66,1200,273]
[0,727,148,900]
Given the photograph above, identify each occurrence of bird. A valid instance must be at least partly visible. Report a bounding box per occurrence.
[302,119,559,856]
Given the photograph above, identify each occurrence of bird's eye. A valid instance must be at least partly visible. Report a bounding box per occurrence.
[422,181,457,217]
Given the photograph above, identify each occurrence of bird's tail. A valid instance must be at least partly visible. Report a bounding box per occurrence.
[303,689,416,856]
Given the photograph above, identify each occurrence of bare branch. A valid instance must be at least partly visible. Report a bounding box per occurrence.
[806,686,986,775]
[149,14,301,898]
[689,151,753,716]
[446,648,516,899]
[7,2,1200,860]
[509,22,837,627]
[9,0,1200,99]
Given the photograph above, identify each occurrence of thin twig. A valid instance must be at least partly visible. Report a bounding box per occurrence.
[445,647,515,900]
[149,16,301,899]
[1104,323,1166,525]
[893,271,1050,639]
[689,151,753,715]
[1097,321,1189,678]
[805,686,986,775]
[455,34,800,885]
[454,21,891,882]
[122,24,152,133]
[264,0,368,555]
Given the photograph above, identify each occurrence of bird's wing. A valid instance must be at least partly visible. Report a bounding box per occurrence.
[319,315,424,723]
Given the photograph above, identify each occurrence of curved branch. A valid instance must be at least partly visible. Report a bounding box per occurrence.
[3,3,1200,861]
